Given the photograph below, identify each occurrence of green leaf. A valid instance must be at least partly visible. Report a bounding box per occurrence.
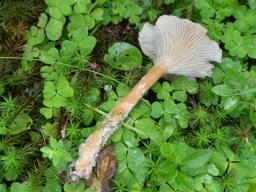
[223,96,239,110]
[151,101,163,118]
[160,143,175,159]
[123,129,139,148]
[173,91,187,102]
[135,118,163,144]
[27,28,45,46]
[212,67,225,84]
[40,107,53,119]
[116,83,130,97]
[60,40,77,58]
[10,182,33,192]
[59,2,73,15]
[49,7,62,19]
[39,48,59,65]
[67,14,87,32]
[38,13,48,28]
[212,84,236,96]
[209,151,227,175]
[156,161,177,183]
[111,127,123,142]
[249,0,256,9]
[44,171,62,192]
[64,182,85,192]
[104,42,142,71]
[78,36,96,55]
[73,0,90,13]
[101,100,116,112]
[175,142,190,162]
[114,142,128,161]
[182,150,212,169]
[172,77,188,91]
[44,81,56,99]
[45,0,59,6]
[84,15,95,29]
[84,87,100,103]
[129,15,140,24]
[46,18,64,41]
[186,80,198,94]
[44,94,67,108]
[43,77,73,108]
[249,178,256,192]
[176,171,194,192]
[91,8,103,21]
[159,184,175,192]
[8,113,32,135]
[126,148,150,182]
[207,164,220,176]
[130,101,151,119]
[40,137,72,170]
[56,77,74,97]
[42,123,56,138]
[162,81,173,92]
[163,126,174,140]
[0,184,6,192]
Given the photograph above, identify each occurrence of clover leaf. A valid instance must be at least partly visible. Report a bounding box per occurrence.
[116,84,130,97]
[43,77,74,108]
[74,0,90,14]
[46,18,65,41]
[45,0,74,16]
[91,8,104,21]
[104,42,142,71]
[60,40,77,59]
[160,143,175,159]
[172,77,198,94]
[38,13,48,28]
[64,182,86,192]
[151,101,163,119]
[155,82,173,100]
[173,91,187,102]
[126,148,150,183]
[39,48,59,65]
[68,13,95,32]
[40,137,72,171]
[40,107,53,119]
[135,118,164,144]
[26,26,45,46]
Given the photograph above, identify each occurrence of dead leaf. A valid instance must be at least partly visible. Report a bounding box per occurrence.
[86,146,117,192]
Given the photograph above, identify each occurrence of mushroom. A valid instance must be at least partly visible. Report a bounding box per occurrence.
[71,15,222,180]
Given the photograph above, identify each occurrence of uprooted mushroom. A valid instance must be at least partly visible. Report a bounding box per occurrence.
[70,15,222,181]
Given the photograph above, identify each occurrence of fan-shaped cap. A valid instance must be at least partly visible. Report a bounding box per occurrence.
[139,15,222,77]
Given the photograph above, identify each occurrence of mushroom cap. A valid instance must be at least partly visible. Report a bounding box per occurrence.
[138,15,222,77]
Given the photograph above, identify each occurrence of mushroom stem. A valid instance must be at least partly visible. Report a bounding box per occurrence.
[73,64,167,179]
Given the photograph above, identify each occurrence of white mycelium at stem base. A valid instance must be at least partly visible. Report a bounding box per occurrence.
[71,15,222,180]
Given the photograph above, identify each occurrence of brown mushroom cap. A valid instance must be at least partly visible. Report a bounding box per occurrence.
[139,15,222,77]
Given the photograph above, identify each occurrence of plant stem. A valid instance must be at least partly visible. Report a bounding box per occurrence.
[72,64,167,180]
[89,22,102,36]
[84,103,147,136]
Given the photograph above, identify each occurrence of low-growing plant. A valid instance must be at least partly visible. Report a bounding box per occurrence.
[0,0,256,191]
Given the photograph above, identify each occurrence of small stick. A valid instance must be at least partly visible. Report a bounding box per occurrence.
[71,15,222,180]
